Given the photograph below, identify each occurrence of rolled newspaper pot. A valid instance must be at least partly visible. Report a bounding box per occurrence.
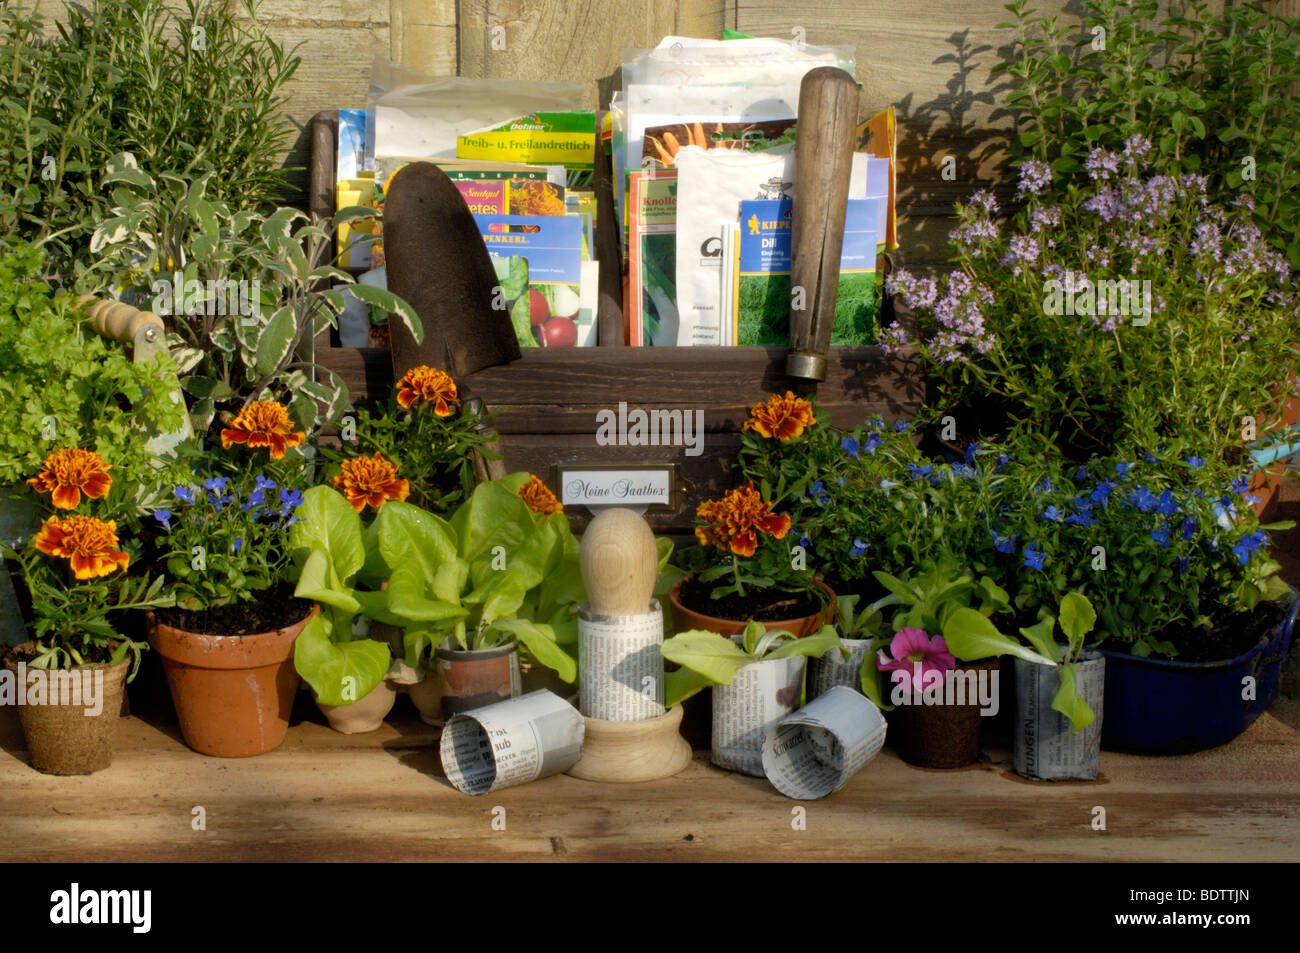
[761,686,888,799]
[439,689,585,796]
[712,655,806,777]
[809,637,872,700]
[578,601,664,720]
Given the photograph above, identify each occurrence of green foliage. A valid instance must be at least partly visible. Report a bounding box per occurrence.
[997,0,1300,268]
[287,476,585,705]
[1016,591,1099,733]
[0,243,186,497]
[661,621,841,707]
[0,0,301,277]
[85,172,421,440]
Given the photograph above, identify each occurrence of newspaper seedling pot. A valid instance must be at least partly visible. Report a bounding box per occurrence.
[712,655,807,776]
[1100,595,1298,754]
[1013,650,1105,781]
[435,639,521,719]
[3,644,130,776]
[146,605,316,758]
[886,658,999,769]
[809,637,871,700]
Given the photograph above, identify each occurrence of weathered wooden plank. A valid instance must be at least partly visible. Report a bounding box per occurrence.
[3,696,1298,862]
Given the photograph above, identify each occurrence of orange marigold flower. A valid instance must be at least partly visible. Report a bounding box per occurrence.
[694,481,791,558]
[519,475,562,515]
[220,400,306,461]
[26,448,113,509]
[395,365,459,416]
[34,514,130,580]
[331,453,410,513]
[743,391,816,440]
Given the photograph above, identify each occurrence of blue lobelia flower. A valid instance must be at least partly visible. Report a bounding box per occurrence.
[255,475,277,492]
[1154,489,1179,515]
[1181,517,1197,541]
[232,537,243,553]
[1041,505,1063,522]
[1186,456,1205,470]
[1130,486,1158,512]
[906,463,933,481]
[964,442,981,465]
[174,485,196,505]
[798,535,812,549]
[1143,449,1162,463]
[1232,529,1268,566]
[862,433,884,455]
[1177,556,1190,575]
[809,481,830,506]
[841,436,860,459]
[850,539,869,557]
[203,476,229,493]
[893,420,910,432]
[1091,480,1116,504]
[242,487,268,512]
[1115,462,1134,478]
[279,488,304,516]
[1150,526,1171,547]
[154,508,173,530]
[954,464,976,479]
[1067,508,1097,527]
[1227,476,1250,493]
[1023,542,1046,570]
[1074,465,1088,481]
[994,453,1011,473]
[1036,477,1055,493]
[992,530,1018,554]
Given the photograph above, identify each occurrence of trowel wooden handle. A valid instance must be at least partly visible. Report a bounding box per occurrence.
[78,295,164,344]
[787,67,859,382]
[581,508,658,616]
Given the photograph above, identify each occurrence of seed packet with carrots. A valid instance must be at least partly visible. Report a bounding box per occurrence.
[641,119,796,169]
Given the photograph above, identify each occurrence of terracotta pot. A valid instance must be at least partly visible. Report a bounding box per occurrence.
[668,577,835,637]
[1248,379,1300,516]
[2,644,130,775]
[886,657,1000,769]
[435,639,521,718]
[147,605,317,758]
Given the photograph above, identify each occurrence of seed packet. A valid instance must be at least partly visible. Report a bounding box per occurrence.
[627,169,678,346]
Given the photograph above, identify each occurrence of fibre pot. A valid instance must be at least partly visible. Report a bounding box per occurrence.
[147,605,317,758]
[809,637,871,700]
[2,644,130,775]
[712,654,807,777]
[1100,595,1298,754]
[1013,650,1105,781]
[886,657,1000,769]
[315,680,398,734]
[407,669,442,726]
[435,639,521,719]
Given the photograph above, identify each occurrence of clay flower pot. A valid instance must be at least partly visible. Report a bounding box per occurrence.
[667,577,835,637]
[435,639,521,718]
[2,644,130,775]
[886,657,1000,769]
[407,670,442,726]
[313,656,418,734]
[147,605,317,758]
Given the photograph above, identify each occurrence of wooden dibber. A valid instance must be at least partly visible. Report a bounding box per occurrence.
[786,66,860,382]
[567,508,692,783]
[382,161,522,381]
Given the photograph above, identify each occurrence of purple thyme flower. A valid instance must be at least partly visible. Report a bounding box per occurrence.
[1086,147,1121,182]
[1017,159,1052,197]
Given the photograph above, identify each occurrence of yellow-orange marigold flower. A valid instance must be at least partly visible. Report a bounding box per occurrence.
[34,514,130,580]
[220,400,306,460]
[743,391,816,440]
[519,475,562,515]
[695,481,791,558]
[331,453,410,513]
[26,448,113,509]
[395,365,459,416]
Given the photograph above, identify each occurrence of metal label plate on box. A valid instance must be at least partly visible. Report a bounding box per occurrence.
[554,464,690,514]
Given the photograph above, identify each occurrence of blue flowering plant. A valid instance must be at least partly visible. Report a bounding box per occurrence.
[998,443,1294,660]
[149,441,308,612]
[797,416,1013,597]
[882,136,1298,462]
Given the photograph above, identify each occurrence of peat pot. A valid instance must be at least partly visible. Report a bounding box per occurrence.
[2,644,130,775]
[147,605,317,757]
[886,658,1001,769]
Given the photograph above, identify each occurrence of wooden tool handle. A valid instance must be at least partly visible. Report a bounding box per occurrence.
[77,295,164,344]
[787,67,859,382]
[581,508,658,616]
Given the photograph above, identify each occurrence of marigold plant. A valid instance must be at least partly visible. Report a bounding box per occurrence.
[220,400,307,460]
[331,453,410,513]
[26,448,113,510]
[519,475,562,515]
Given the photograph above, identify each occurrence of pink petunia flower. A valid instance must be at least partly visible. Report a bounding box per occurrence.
[877,627,956,695]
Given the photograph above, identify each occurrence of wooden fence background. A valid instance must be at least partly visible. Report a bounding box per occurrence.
[227,0,1300,276]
